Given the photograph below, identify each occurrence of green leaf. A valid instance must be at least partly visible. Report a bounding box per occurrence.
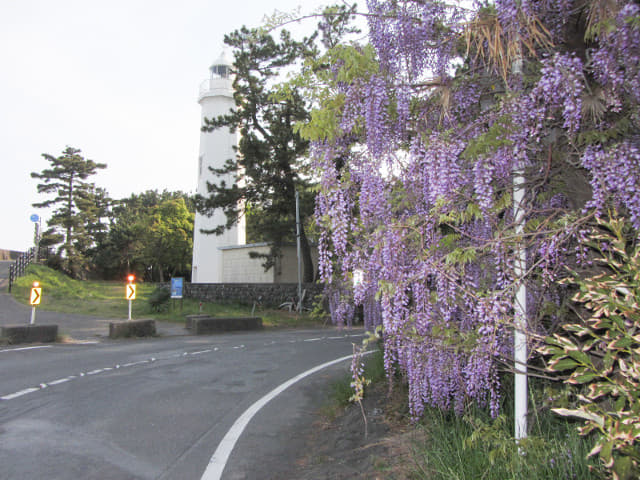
[552,407,605,427]
[600,440,614,467]
[537,344,564,356]
[567,349,592,365]
[563,323,592,336]
[612,456,633,480]
[549,358,579,371]
[610,336,633,349]
[568,372,599,384]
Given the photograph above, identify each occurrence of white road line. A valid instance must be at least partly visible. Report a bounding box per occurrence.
[0,336,355,403]
[200,352,369,480]
[1,387,40,401]
[121,360,149,368]
[48,378,72,386]
[0,346,52,354]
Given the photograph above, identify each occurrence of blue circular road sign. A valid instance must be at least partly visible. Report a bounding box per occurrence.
[30,214,40,223]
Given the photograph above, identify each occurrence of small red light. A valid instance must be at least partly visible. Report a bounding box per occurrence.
[127,275,135,283]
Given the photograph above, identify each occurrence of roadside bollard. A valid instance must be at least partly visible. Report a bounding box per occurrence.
[126,274,136,320]
[29,281,42,324]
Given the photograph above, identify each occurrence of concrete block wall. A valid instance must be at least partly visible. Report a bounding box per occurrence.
[185,282,324,310]
[220,245,274,283]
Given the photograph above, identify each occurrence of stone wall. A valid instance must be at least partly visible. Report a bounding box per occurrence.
[185,282,325,310]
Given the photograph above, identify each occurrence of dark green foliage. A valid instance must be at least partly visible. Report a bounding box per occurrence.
[148,286,171,312]
[94,190,194,282]
[31,146,109,278]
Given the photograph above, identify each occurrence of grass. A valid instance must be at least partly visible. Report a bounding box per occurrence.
[10,264,324,328]
[407,376,607,480]
[411,409,604,479]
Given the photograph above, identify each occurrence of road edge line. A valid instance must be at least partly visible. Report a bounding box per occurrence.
[200,352,369,480]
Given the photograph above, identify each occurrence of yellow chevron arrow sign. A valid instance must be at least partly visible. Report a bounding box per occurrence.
[30,286,42,305]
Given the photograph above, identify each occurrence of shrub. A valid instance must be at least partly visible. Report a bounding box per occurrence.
[148,286,171,312]
[539,214,640,480]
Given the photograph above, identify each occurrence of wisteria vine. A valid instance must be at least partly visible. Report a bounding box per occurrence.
[309,0,640,420]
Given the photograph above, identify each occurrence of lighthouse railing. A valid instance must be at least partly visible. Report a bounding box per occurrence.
[198,78,233,99]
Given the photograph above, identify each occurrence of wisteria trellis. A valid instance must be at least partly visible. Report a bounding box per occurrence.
[310,0,640,420]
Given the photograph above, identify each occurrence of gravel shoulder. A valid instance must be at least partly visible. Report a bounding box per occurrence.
[287,382,426,480]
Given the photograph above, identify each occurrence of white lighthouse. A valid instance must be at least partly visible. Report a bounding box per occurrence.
[191,51,246,283]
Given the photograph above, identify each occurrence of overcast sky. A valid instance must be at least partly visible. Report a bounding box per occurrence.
[0,0,333,252]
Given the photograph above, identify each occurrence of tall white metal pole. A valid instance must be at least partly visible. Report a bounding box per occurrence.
[295,191,302,312]
[513,168,528,440]
[512,51,528,441]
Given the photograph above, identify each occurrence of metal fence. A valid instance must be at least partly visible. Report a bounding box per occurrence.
[8,248,38,293]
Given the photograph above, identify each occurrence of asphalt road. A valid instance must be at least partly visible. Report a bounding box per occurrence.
[0,328,361,479]
[0,261,362,479]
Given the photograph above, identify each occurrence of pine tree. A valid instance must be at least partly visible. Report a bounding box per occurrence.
[31,146,107,277]
[196,26,319,282]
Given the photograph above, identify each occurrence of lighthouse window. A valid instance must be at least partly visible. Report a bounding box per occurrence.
[198,155,203,175]
[212,65,229,78]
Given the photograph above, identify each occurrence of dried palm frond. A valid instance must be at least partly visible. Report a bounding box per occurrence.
[464,7,554,84]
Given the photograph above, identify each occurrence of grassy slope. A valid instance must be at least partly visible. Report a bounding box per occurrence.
[11,264,323,328]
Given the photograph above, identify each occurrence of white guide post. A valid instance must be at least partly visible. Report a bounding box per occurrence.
[295,191,302,312]
[511,39,528,441]
[513,167,528,440]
